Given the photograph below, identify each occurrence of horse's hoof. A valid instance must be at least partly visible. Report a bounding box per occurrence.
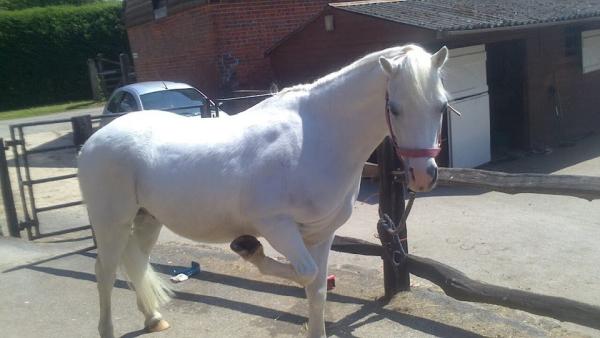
[146,319,170,332]
[230,235,262,259]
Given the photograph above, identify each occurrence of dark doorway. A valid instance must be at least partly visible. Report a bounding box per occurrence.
[486,40,528,159]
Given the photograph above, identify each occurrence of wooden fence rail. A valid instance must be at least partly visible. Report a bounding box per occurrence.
[331,235,600,330]
[437,167,600,201]
[351,161,600,329]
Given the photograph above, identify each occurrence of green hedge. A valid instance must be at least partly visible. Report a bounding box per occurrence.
[0,0,102,11]
[0,2,128,110]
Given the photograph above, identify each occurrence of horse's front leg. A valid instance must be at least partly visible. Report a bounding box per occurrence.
[304,235,334,338]
[231,216,318,286]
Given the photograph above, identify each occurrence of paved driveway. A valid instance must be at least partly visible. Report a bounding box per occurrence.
[1,113,599,337]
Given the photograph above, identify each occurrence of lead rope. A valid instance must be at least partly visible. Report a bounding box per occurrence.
[377,192,416,267]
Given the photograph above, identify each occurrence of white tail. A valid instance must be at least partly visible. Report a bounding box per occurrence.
[120,235,173,314]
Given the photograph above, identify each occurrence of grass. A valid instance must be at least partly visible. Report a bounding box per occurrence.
[0,100,105,121]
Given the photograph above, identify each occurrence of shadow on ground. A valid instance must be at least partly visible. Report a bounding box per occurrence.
[7,133,78,169]
[3,247,485,338]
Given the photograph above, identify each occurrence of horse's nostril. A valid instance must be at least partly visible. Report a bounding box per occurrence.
[427,165,438,180]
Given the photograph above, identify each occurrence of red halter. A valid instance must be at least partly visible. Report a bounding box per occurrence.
[385,92,441,159]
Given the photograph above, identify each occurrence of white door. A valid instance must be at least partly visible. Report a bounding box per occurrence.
[582,29,600,73]
[448,93,491,168]
[445,45,491,168]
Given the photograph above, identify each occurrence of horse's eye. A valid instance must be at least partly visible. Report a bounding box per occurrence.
[388,102,401,116]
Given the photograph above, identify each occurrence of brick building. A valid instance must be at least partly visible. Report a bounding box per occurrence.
[123,0,341,97]
[268,1,600,166]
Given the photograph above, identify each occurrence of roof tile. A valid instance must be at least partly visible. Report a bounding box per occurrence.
[331,0,600,31]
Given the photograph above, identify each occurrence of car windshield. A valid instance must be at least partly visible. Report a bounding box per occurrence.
[140,88,205,111]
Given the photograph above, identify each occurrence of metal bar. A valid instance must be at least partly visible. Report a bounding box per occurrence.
[0,139,20,237]
[18,126,40,238]
[23,173,78,186]
[215,93,274,102]
[36,200,83,213]
[9,127,32,239]
[10,118,74,129]
[32,225,91,240]
[26,144,78,155]
[90,113,126,120]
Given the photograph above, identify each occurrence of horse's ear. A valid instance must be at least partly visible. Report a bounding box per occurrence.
[379,57,395,76]
[431,46,449,69]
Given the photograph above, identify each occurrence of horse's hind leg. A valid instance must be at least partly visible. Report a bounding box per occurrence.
[125,210,171,332]
[93,220,133,338]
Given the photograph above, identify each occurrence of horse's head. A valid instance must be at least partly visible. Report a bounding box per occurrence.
[379,45,449,192]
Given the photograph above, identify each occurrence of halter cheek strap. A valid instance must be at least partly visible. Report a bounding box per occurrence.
[385,92,442,159]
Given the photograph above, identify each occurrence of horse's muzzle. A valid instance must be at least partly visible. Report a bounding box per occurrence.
[405,158,438,192]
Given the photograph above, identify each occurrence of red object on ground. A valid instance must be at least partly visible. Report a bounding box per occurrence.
[327,274,336,291]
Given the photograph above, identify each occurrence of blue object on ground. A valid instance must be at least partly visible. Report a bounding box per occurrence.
[173,261,201,277]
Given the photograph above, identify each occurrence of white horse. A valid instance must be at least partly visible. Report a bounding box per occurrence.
[78,44,449,338]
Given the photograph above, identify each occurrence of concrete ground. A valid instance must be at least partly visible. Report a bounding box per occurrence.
[1,116,599,337]
[0,106,103,139]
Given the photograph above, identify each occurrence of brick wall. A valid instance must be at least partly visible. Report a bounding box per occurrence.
[127,0,340,97]
[127,5,220,95]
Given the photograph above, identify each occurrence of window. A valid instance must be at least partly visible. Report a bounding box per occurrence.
[106,92,124,114]
[117,93,139,113]
[141,89,206,110]
[582,29,600,73]
[152,0,167,19]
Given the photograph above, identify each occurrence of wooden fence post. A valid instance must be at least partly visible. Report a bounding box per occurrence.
[95,53,108,98]
[0,138,20,237]
[71,115,93,148]
[87,58,101,101]
[119,53,131,85]
[377,137,409,298]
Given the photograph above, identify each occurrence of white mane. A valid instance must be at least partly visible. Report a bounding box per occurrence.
[277,44,445,105]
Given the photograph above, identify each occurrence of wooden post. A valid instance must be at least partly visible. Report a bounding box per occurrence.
[71,115,93,148]
[377,137,409,298]
[87,59,101,101]
[119,53,131,85]
[0,138,20,237]
[95,53,107,98]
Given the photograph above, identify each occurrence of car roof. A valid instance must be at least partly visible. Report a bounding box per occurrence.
[119,81,195,96]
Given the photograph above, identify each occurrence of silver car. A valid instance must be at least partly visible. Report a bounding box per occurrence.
[103,81,224,117]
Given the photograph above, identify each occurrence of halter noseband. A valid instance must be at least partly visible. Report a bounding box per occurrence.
[385,92,442,159]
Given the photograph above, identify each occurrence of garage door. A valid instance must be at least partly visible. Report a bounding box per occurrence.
[444,45,491,168]
[582,29,600,74]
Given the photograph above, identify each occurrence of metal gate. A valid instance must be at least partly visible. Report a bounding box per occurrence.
[4,114,116,240]
[1,94,273,240]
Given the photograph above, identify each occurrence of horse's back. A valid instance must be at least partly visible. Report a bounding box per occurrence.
[79,109,305,241]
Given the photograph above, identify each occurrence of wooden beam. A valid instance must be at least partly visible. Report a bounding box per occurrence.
[377,138,410,296]
[331,235,600,330]
[331,235,382,256]
[361,162,379,179]
[406,254,600,330]
[437,167,600,201]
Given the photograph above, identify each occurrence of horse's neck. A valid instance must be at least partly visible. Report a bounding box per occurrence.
[304,62,388,170]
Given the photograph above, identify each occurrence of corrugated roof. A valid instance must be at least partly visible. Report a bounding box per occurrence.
[331,0,600,32]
